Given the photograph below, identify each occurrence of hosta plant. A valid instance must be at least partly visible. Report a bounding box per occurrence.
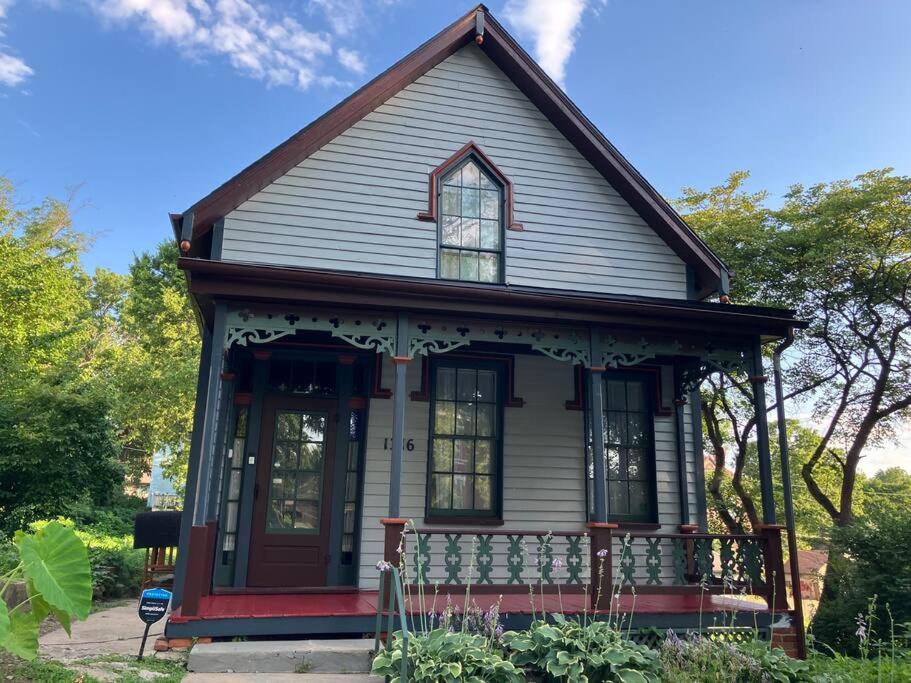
[0,521,93,660]
[502,614,660,682]
[371,627,524,683]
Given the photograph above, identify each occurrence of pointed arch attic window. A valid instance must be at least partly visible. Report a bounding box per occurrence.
[418,142,522,284]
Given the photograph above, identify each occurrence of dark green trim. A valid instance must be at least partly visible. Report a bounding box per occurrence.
[388,313,409,518]
[179,211,194,243]
[233,356,269,587]
[672,368,690,526]
[172,326,213,607]
[588,330,608,521]
[192,302,227,527]
[690,388,708,531]
[423,356,505,521]
[327,362,354,585]
[207,371,235,522]
[751,339,776,525]
[210,218,225,260]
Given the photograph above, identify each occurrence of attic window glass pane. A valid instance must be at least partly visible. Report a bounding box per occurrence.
[438,156,504,284]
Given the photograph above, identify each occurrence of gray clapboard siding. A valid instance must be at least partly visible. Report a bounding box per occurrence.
[356,354,701,589]
[222,44,688,299]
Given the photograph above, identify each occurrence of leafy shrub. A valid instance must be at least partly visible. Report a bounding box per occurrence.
[502,614,661,682]
[371,628,523,683]
[658,631,813,682]
[812,503,911,655]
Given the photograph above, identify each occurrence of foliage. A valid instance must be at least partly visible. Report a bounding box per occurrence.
[0,383,123,537]
[681,169,911,535]
[811,501,911,655]
[502,615,661,682]
[0,522,92,661]
[371,628,524,683]
[109,240,200,489]
[658,632,812,682]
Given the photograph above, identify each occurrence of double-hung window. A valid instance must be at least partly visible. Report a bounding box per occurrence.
[587,371,658,523]
[438,157,504,283]
[427,360,502,519]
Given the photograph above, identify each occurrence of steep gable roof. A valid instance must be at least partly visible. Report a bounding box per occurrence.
[174,4,728,297]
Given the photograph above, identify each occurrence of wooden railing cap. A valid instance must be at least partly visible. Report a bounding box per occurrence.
[585,522,620,529]
[380,517,409,526]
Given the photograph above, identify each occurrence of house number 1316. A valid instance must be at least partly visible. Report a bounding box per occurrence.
[384,438,415,451]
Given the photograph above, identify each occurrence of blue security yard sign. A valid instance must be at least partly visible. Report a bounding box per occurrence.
[137,587,172,660]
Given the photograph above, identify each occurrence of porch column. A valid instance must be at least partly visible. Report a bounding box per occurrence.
[588,329,609,522]
[672,367,691,527]
[750,338,776,525]
[182,301,227,616]
[388,313,409,518]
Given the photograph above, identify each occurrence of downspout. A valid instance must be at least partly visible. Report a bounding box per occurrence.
[772,329,808,658]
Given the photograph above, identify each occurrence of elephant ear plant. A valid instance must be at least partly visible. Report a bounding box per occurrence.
[0,521,93,660]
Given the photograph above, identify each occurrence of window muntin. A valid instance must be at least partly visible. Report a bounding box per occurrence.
[266,411,327,533]
[428,362,501,517]
[439,158,503,283]
[603,375,656,521]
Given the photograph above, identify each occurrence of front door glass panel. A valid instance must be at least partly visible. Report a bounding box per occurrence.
[267,410,327,533]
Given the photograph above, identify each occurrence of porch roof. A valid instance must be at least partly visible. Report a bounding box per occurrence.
[179,257,805,342]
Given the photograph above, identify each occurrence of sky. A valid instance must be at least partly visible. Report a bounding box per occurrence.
[1,0,909,471]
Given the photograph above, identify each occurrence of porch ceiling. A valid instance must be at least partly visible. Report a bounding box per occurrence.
[180,257,804,343]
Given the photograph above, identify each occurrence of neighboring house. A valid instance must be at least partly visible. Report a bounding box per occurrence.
[147,451,180,510]
[165,6,805,645]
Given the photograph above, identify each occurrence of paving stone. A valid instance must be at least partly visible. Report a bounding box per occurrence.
[187,638,374,674]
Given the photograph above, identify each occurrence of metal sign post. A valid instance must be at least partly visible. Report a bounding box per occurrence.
[137,587,172,661]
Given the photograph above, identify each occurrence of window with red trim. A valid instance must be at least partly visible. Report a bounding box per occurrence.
[438,155,504,283]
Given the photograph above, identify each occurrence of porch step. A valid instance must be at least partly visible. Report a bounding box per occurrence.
[187,638,375,674]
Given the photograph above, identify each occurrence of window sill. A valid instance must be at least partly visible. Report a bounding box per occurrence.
[608,521,661,531]
[423,516,504,527]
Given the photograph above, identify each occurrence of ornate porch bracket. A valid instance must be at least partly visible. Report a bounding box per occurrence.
[407,318,591,365]
[224,308,396,354]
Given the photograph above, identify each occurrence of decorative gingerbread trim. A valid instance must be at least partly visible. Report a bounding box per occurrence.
[416,141,523,231]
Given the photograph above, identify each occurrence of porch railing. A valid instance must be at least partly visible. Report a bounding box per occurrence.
[380,519,789,612]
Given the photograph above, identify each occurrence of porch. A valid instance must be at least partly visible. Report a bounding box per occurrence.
[169,262,803,646]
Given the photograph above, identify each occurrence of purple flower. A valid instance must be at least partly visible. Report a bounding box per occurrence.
[597,549,609,558]
[552,558,564,570]
[375,560,393,573]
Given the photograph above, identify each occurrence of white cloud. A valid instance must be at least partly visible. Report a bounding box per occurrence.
[502,0,588,88]
[0,50,31,85]
[309,0,363,37]
[337,47,365,74]
[81,0,334,88]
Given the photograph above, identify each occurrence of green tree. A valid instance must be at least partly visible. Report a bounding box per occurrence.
[0,179,123,534]
[110,241,200,490]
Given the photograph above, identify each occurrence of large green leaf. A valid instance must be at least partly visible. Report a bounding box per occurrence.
[17,522,91,620]
[0,611,39,661]
[0,598,9,644]
[617,669,648,683]
[28,584,72,636]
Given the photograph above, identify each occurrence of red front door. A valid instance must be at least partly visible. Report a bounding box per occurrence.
[247,396,337,588]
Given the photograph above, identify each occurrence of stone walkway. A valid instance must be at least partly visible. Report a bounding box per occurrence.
[38,603,184,681]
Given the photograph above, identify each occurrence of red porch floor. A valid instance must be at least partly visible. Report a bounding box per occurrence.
[169,590,768,624]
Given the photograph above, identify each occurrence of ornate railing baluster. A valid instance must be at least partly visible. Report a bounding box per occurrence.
[645,537,662,585]
[719,537,736,583]
[694,537,713,581]
[506,534,524,584]
[476,534,494,584]
[536,535,554,584]
[412,532,431,585]
[565,535,583,585]
[443,534,462,584]
[672,537,687,585]
[618,539,636,585]
[742,537,764,586]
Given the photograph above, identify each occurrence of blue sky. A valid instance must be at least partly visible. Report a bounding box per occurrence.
[2,0,909,275]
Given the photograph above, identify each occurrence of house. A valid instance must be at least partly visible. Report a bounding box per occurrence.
[164,4,805,653]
